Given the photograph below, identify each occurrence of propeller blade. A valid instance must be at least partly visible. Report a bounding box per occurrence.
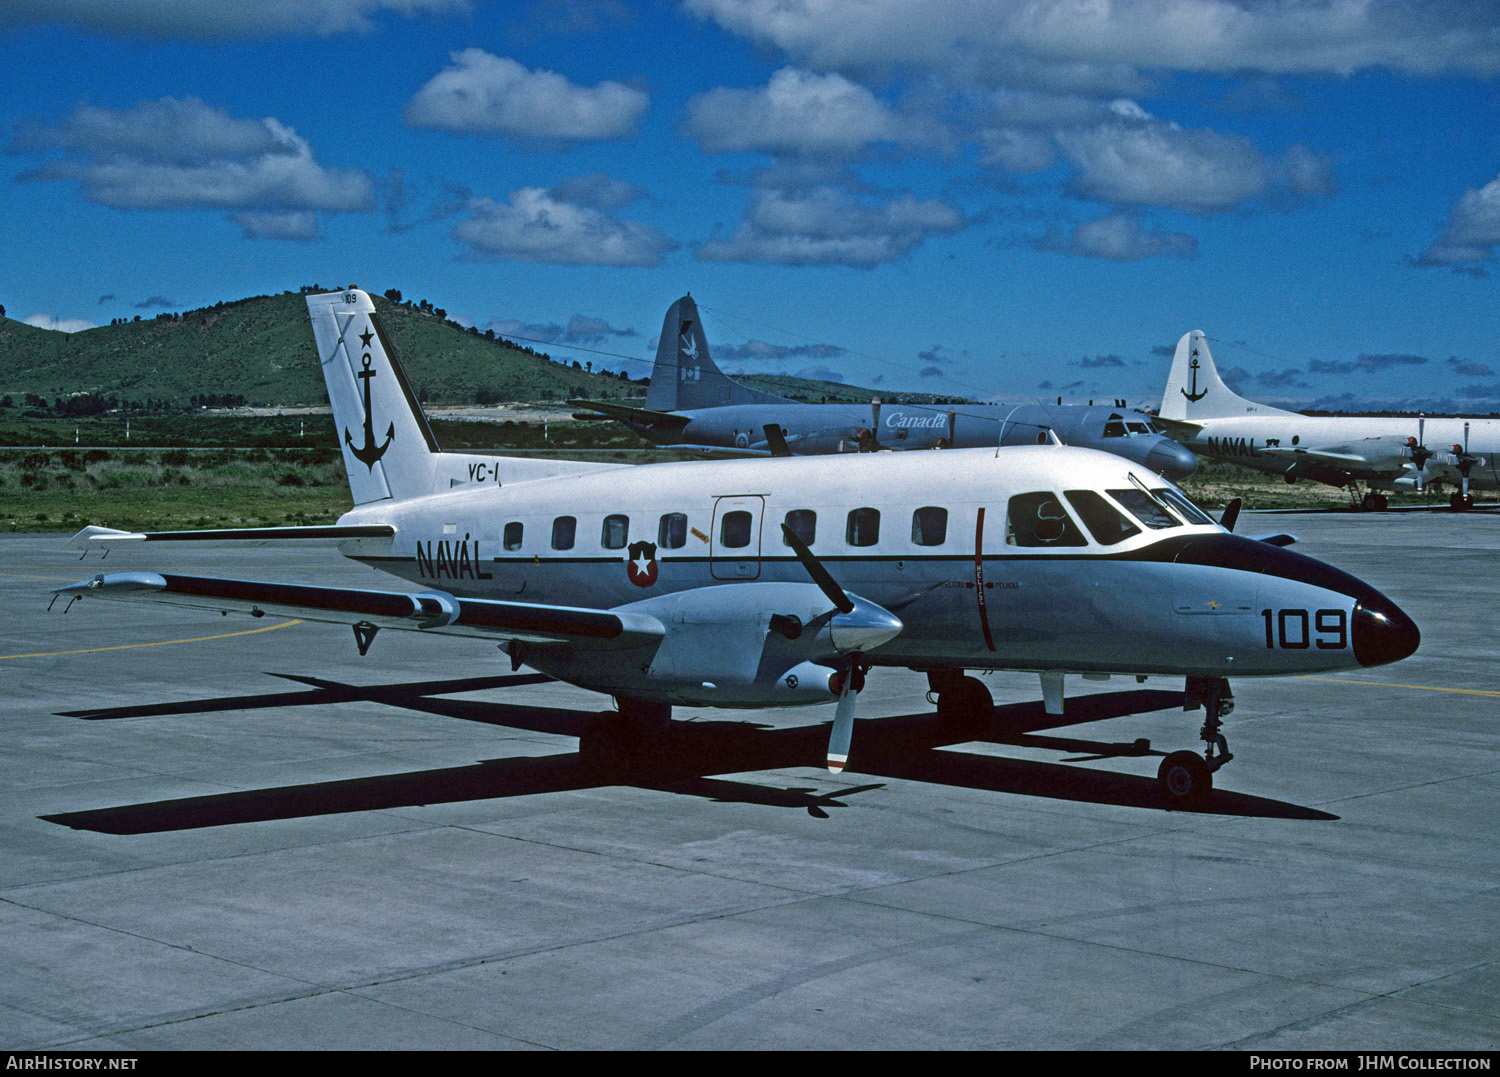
[827,671,857,773]
[1219,497,1242,533]
[780,523,854,613]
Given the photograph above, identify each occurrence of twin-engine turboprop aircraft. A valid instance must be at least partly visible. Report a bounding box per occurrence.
[1159,330,1500,511]
[571,294,1198,480]
[58,289,1419,808]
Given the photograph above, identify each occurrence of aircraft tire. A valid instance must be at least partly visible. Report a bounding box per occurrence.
[580,711,640,782]
[1157,750,1211,810]
[936,676,993,738]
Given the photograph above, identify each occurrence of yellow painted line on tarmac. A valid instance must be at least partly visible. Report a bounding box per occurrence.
[0,619,301,660]
[1298,676,1500,699]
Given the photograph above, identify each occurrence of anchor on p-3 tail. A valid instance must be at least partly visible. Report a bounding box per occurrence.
[1180,347,1208,402]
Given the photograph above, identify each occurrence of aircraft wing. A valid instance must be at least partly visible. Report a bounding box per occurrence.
[54,571,665,648]
[1256,441,1408,479]
[568,399,690,434]
[68,524,396,551]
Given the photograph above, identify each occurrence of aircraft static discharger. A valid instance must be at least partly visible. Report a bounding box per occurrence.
[571,295,1198,480]
[1159,330,1500,511]
[58,290,1420,808]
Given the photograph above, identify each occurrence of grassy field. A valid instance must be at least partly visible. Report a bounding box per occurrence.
[0,416,1455,534]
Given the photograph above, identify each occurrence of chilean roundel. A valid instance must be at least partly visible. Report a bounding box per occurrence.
[626,540,659,587]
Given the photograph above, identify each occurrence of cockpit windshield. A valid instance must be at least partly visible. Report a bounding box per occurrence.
[1006,491,1087,547]
[1108,488,1179,529]
[1064,490,1141,545]
[1104,413,1159,437]
[1152,487,1215,525]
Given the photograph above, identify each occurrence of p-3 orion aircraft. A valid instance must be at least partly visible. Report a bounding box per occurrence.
[571,295,1198,481]
[1159,330,1500,511]
[57,290,1419,808]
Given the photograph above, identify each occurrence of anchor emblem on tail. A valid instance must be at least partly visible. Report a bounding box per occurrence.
[1181,348,1208,402]
[345,331,394,469]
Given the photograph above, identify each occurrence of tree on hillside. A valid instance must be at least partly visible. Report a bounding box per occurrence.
[384,289,402,303]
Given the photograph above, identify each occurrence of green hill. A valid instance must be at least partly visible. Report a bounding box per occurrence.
[0,290,643,409]
[0,287,963,410]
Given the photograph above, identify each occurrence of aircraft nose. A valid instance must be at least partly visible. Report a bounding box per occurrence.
[1352,597,1421,667]
[1145,439,1198,480]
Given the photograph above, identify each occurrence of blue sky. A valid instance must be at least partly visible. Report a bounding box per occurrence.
[3,1,1500,412]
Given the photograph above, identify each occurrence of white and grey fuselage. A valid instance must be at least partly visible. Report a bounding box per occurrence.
[330,445,1418,707]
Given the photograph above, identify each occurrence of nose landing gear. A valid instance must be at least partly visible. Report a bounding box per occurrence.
[1159,677,1234,809]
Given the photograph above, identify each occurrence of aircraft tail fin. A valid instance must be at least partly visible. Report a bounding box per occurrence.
[644,294,789,412]
[307,289,441,505]
[1160,330,1297,421]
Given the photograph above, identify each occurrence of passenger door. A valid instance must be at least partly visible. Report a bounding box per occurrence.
[710,495,764,580]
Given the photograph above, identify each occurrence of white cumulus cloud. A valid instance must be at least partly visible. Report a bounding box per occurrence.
[9,98,372,234]
[1417,174,1500,267]
[404,50,649,141]
[23,313,95,333]
[1056,110,1332,213]
[685,67,912,157]
[697,186,965,267]
[684,0,1500,83]
[453,186,677,266]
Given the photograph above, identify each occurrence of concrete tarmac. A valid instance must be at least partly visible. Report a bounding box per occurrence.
[1,513,1497,1051]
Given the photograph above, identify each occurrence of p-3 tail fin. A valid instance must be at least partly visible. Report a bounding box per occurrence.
[644,294,789,412]
[1160,330,1297,422]
[307,289,441,505]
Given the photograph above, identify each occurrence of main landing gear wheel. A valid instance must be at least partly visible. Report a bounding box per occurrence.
[1451,492,1475,511]
[579,711,641,782]
[934,675,993,738]
[1359,492,1388,511]
[1157,750,1211,809]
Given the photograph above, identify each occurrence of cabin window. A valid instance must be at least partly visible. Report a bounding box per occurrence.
[846,507,881,547]
[658,512,687,549]
[503,521,523,551]
[720,510,753,549]
[602,514,629,549]
[1153,488,1214,525]
[911,506,948,546]
[783,509,816,546]
[1005,492,1087,547]
[551,515,576,551]
[1108,489,1179,529]
[1064,490,1140,546]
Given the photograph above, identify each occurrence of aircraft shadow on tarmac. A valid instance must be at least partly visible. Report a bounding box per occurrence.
[44,677,1336,833]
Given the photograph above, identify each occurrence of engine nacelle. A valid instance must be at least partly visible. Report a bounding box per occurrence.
[548,581,903,707]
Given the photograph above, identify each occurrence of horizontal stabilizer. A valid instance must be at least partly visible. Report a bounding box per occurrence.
[55,572,665,647]
[1150,415,1202,438]
[68,523,395,550]
[662,443,773,456]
